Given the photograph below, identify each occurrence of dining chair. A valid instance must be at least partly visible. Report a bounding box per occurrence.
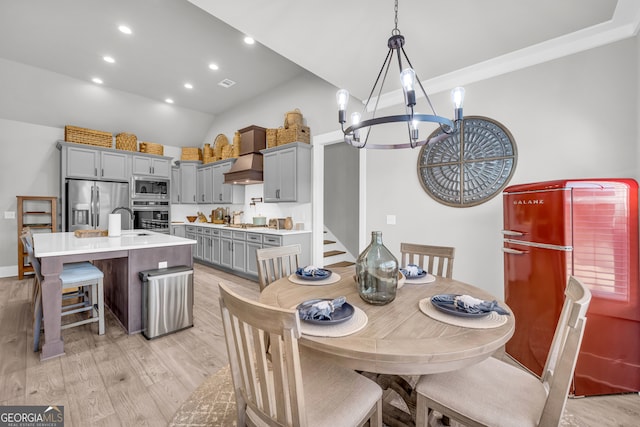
[256,243,301,291]
[400,243,455,278]
[20,228,105,352]
[218,282,383,427]
[414,275,591,427]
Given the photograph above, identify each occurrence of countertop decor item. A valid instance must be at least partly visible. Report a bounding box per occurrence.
[186,216,197,223]
[355,231,398,305]
[336,0,466,150]
[418,116,517,207]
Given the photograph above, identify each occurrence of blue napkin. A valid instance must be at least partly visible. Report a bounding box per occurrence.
[296,266,330,279]
[298,297,346,321]
[400,264,425,278]
[432,294,510,315]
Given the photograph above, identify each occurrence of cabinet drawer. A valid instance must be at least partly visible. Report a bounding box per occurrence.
[232,230,246,240]
[202,227,212,235]
[246,233,262,243]
[220,229,233,238]
[211,229,220,236]
[186,225,197,232]
[262,235,282,246]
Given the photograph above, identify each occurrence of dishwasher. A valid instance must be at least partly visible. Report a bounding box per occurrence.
[139,266,194,339]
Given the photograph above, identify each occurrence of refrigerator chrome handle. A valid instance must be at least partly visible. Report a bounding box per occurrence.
[95,186,100,227]
[502,247,527,255]
[90,185,95,227]
[502,230,525,236]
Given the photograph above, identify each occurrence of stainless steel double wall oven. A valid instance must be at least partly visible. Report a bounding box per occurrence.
[131,176,170,234]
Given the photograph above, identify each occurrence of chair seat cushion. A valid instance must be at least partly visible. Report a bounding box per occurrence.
[60,263,103,284]
[300,349,382,427]
[416,356,547,427]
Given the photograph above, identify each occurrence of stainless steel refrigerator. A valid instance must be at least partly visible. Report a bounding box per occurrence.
[66,179,131,232]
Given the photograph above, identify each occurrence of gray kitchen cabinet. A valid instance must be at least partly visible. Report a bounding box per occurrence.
[211,228,221,265]
[178,161,199,204]
[171,224,185,237]
[185,225,197,243]
[132,155,170,178]
[261,142,311,203]
[171,166,180,204]
[202,227,212,262]
[212,159,244,204]
[197,164,214,203]
[63,144,129,181]
[220,229,233,269]
[231,230,246,272]
[245,233,262,276]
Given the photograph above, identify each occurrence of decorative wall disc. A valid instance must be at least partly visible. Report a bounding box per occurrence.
[417,116,517,207]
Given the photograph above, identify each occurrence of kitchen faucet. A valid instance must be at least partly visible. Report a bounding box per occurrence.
[111,206,134,229]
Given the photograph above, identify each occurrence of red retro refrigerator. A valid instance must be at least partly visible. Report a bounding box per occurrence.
[502,179,640,396]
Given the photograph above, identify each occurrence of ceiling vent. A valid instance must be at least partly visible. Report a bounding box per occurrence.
[218,78,236,88]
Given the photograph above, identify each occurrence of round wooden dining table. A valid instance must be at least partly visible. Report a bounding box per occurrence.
[259,266,515,376]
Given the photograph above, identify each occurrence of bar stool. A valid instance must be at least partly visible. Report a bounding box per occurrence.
[20,229,105,352]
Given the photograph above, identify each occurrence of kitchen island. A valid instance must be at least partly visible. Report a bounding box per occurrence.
[33,230,196,360]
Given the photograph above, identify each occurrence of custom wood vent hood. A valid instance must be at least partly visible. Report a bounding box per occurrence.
[224,125,266,185]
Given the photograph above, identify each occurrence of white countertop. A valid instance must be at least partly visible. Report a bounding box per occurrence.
[34,230,196,257]
[173,222,311,235]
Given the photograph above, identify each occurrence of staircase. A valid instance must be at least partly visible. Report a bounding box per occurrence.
[323,227,356,268]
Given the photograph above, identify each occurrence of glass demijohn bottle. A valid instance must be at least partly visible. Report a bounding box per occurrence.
[355,231,399,305]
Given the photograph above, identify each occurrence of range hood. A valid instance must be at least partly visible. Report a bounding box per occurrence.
[223,153,263,185]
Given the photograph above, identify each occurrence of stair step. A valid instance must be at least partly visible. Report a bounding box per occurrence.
[325,261,355,268]
[324,239,336,245]
[324,249,346,258]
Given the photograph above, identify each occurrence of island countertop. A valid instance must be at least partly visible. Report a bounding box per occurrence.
[34,230,196,258]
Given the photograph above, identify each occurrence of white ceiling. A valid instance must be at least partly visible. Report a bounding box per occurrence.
[1,0,639,118]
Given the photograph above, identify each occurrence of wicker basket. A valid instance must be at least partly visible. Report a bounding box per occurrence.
[266,128,278,148]
[139,141,164,155]
[65,125,113,148]
[213,134,229,159]
[221,145,233,159]
[181,147,202,161]
[277,124,310,146]
[115,133,137,151]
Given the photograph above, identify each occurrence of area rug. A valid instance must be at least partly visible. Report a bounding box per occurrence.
[169,365,237,427]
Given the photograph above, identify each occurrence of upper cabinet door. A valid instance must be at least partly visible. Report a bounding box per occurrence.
[132,156,170,178]
[100,151,129,181]
[66,146,100,179]
[262,143,311,203]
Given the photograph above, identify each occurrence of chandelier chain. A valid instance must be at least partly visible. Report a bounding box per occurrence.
[392,0,400,35]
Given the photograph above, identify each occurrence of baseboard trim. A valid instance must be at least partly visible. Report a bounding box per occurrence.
[0,265,18,279]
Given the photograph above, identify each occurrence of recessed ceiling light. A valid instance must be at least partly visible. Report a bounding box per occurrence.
[208,63,219,71]
[103,55,115,63]
[92,77,103,84]
[244,36,255,45]
[165,98,174,104]
[118,25,132,35]
[184,83,193,89]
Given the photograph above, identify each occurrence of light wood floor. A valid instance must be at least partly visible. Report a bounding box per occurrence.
[1,263,638,426]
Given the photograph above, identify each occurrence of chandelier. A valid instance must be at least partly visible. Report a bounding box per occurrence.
[337,0,465,149]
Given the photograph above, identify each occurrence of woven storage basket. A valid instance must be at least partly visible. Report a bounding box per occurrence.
[266,128,278,148]
[139,141,164,155]
[213,134,229,159]
[277,124,310,146]
[221,145,233,159]
[231,143,240,158]
[181,147,202,161]
[65,125,113,148]
[115,133,137,151]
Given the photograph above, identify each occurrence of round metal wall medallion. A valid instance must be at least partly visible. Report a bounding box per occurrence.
[417,116,517,207]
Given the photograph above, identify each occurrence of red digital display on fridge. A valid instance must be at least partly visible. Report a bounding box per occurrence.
[503,179,639,396]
